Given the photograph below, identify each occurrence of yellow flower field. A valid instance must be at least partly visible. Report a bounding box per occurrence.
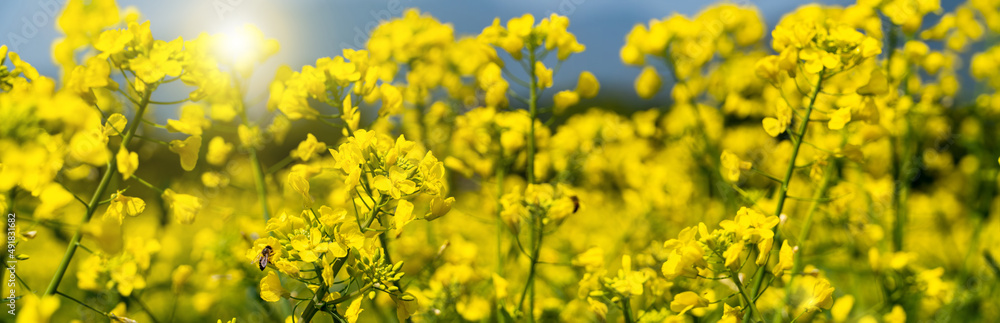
[1,0,999,322]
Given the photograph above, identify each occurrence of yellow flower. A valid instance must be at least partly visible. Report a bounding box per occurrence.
[392,200,416,238]
[612,255,647,296]
[828,107,851,130]
[553,90,579,114]
[206,136,233,166]
[763,100,792,137]
[670,291,709,314]
[162,189,202,224]
[344,296,365,323]
[8,52,39,80]
[723,241,745,270]
[166,104,209,136]
[379,83,403,116]
[65,56,115,102]
[587,297,609,319]
[169,135,202,171]
[116,147,139,180]
[238,124,263,149]
[426,196,454,221]
[94,28,133,58]
[287,166,315,203]
[831,295,855,322]
[485,81,509,108]
[291,133,326,162]
[721,150,752,182]
[573,247,605,272]
[373,165,418,199]
[492,273,509,299]
[883,305,906,323]
[130,38,183,84]
[508,13,535,37]
[103,190,146,224]
[457,296,491,321]
[534,61,553,89]
[807,278,835,311]
[111,261,146,296]
[575,71,599,99]
[720,303,743,323]
[76,254,104,291]
[259,271,286,302]
[103,113,128,137]
[172,265,193,292]
[290,227,330,263]
[14,294,60,323]
[857,69,888,96]
[69,128,110,166]
[662,227,708,279]
[201,172,229,188]
[773,240,795,277]
[635,66,661,99]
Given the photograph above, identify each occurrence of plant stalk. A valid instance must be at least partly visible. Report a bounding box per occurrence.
[744,70,825,321]
[45,87,152,296]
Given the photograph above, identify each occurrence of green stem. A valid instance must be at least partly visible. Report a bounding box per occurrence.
[45,87,152,296]
[55,291,108,317]
[731,268,763,322]
[249,147,271,221]
[377,229,413,323]
[745,70,825,321]
[518,208,543,322]
[622,297,634,323]
[526,45,538,185]
[520,42,541,323]
[886,24,910,253]
[495,148,508,323]
[132,175,166,194]
[132,294,162,323]
[496,148,506,275]
[777,159,835,322]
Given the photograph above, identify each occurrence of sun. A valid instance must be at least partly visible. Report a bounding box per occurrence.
[216,24,259,64]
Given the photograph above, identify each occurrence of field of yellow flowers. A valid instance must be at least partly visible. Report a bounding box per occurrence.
[2,0,1000,322]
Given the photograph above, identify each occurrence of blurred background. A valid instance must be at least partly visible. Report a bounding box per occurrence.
[0,0,967,115]
[0,0,866,102]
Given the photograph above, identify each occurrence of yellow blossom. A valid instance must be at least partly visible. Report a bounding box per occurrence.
[103,190,146,224]
[345,296,364,323]
[169,135,202,171]
[635,66,661,99]
[807,278,835,311]
[670,291,709,314]
[291,133,326,162]
[259,271,286,302]
[162,189,202,224]
[828,107,851,130]
[116,147,139,180]
[492,273,509,299]
[773,240,795,277]
[206,136,233,166]
[575,71,599,98]
[426,196,454,221]
[392,200,416,238]
[535,61,553,89]
[166,104,209,136]
[553,90,579,114]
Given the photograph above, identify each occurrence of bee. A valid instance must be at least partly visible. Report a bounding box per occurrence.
[570,195,580,213]
[252,245,274,271]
